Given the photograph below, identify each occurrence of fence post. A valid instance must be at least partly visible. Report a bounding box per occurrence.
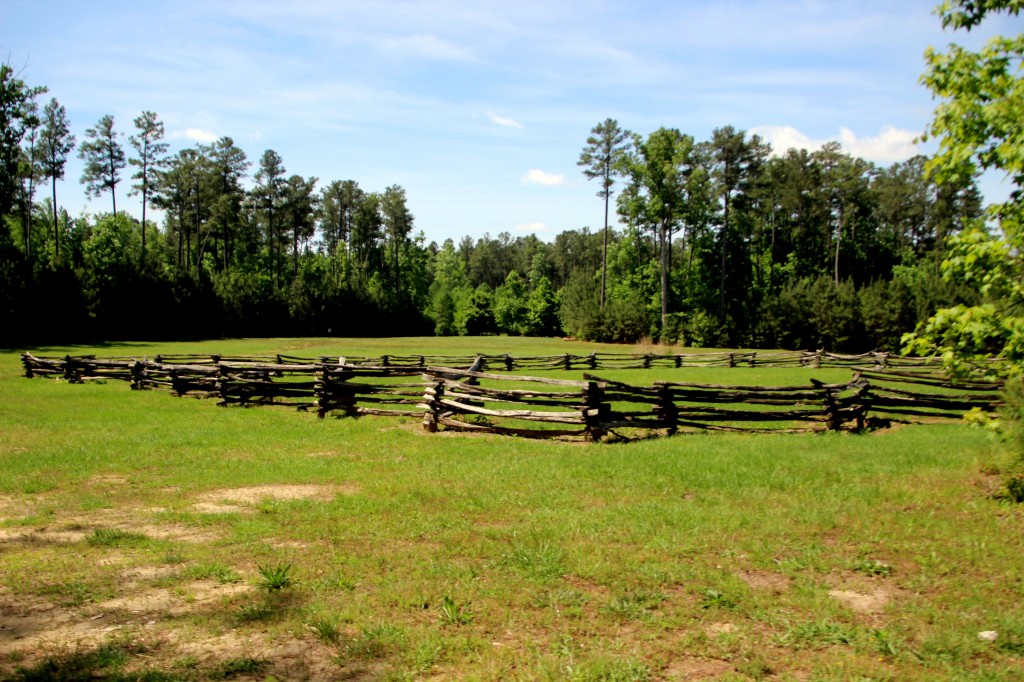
[656,384,678,436]
[423,379,443,432]
[583,381,607,441]
[315,366,328,419]
[813,379,842,431]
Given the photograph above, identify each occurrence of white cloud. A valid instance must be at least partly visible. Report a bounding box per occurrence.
[751,125,920,164]
[523,169,565,186]
[838,126,919,163]
[513,221,547,233]
[488,111,523,129]
[178,127,218,143]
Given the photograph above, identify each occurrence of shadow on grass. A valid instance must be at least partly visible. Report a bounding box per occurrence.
[1,637,268,681]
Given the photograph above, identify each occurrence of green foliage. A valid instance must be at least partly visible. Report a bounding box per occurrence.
[256,562,293,592]
[184,563,241,584]
[501,534,566,579]
[210,657,267,679]
[775,621,856,649]
[603,588,666,621]
[86,528,148,548]
[343,622,407,660]
[438,594,473,625]
[0,14,1000,350]
[907,0,1024,378]
[4,640,148,682]
[699,588,738,611]
[77,114,126,214]
[494,270,529,335]
[852,558,893,577]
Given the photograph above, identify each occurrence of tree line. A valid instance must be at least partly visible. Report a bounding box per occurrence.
[1,62,982,350]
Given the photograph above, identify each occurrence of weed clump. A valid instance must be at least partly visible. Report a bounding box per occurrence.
[439,594,473,625]
[257,562,293,592]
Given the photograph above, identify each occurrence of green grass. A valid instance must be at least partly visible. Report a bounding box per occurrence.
[1,337,1022,680]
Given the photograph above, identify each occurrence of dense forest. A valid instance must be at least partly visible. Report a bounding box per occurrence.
[1,65,983,350]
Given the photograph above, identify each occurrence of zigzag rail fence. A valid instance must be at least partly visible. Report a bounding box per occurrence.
[20,351,1004,441]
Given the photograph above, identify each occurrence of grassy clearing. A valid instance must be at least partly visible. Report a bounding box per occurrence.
[1,338,1022,680]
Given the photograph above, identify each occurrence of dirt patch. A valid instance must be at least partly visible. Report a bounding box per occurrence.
[96,581,251,616]
[828,588,890,614]
[191,502,248,515]
[196,484,357,508]
[738,570,790,593]
[705,622,737,636]
[0,527,91,544]
[132,523,221,543]
[0,510,222,544]
[0,494,25,520]
[0,594,114,662]
[173,631,340,680]
[88,474,129,486]
[120,565,179,582]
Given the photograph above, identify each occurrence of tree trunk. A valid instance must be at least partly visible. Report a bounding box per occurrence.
[25,175,34,260]
[51,176,59,261]
[720,185,729,321]
[660,220,669,335]
[601,190,609,310]
[141,181,147,265]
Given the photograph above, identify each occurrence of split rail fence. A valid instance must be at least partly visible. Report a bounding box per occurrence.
[21,351,1003,441]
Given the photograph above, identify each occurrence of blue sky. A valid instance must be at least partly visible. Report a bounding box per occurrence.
[3,0,1019,244]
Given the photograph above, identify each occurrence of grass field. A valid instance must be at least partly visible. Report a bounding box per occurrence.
[1,337,1022,681]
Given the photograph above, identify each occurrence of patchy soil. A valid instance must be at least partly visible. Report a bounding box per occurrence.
[195,483,356,503]
[0,484,364,677]
[0,585,342,679]
[828,588,891,614]
[737,570,791,594]
[0,495,25,521]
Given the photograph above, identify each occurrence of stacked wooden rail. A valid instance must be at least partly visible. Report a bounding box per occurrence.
[21,352,1003,441]
[25,350,959,375]
[419,370,876,439]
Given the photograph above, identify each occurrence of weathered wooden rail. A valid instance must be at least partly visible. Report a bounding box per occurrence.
[22,349,962,376]
[21,352,1003,441]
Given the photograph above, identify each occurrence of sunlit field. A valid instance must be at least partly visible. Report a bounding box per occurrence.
[1,338,1021,681]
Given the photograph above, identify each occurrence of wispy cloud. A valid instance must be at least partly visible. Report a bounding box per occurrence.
[513,221,547,233]
[375,33,474,61]
[752,124,920,164]
[488,112,523,129]
[523,169,564,186]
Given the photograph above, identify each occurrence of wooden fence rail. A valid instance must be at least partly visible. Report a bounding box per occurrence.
[21,352,1004,441]
[23,349,980,377]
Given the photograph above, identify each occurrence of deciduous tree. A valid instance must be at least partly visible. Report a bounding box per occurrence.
[905,0,1024,376]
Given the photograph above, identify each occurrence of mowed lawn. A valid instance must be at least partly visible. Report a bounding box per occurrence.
[0,338,1021,681]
